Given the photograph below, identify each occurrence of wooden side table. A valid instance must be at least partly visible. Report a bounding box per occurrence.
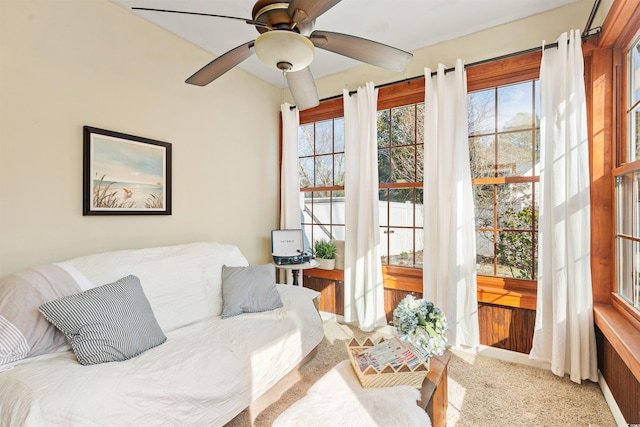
[417,351,451,427]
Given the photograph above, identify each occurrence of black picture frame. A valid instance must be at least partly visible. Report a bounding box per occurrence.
[83,126,172,215]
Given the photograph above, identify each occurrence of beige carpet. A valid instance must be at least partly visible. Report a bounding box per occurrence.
[226,320,616,427]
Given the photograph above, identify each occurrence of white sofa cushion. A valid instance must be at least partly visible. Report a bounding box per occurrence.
[62,242,249,333]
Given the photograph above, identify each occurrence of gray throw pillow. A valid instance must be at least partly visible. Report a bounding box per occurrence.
[221,264,283,319]
[39,275,166,366]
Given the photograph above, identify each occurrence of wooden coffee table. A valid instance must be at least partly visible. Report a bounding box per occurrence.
[417,351,451,427]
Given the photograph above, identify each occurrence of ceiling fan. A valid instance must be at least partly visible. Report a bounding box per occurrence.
[133,0,413,110]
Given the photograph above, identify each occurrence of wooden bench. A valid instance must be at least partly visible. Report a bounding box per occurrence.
[418,352,451,427]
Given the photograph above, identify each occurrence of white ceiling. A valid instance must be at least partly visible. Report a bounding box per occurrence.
[109,0,579,88]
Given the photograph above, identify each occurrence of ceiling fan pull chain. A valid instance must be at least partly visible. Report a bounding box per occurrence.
[282,70,287,105]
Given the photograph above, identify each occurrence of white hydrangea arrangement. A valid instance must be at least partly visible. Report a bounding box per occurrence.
[392,295,448,358]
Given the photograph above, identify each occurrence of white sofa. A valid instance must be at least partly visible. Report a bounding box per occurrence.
[0,242,324,426]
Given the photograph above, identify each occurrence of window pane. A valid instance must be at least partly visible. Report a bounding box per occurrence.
[415,188,424,227]
[302,192,312,221]
[378,148,391,184]
[416,144,424,182]
[302,223,313,250]
[379,189,389,226]
[417,103,425,143]
[474,184,494,228]
[468,89,495,135]
[299,124,314,157]
[498,82,533,132]
[387,227,414,266]
[415,228,424,268]
[497,231,534,279]
[535,127,541,171]
[299,157,314,188]
[334,153,345,186]
[315,155,333,186]
[332,225,345,241]
[331,190,345,225]
[312,225,330,244]
[316,120,333,155]
[631,36,640,107]
[618,237,634,303]
[469,135,496,178]
[391,105,416,146]
[497,183,534,230]
[377,110,391,148]
[534,80,541,125]
[334,118,345,153]
[498,131,534,176]
[391,146,415,182]
[617,174,633,236]
[380,227,389,264]
[632,105,640,162]
[389,189,414,227]
[476,230,495,276]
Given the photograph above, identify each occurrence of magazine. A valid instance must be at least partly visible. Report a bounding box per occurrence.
[353,337,425,372]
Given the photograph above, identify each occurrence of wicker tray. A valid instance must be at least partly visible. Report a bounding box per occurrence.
[346,337,429,389]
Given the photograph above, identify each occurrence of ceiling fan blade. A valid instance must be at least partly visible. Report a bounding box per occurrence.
[185,41,255,86]
[286,67,319,111]
[310,31,413,72]
[288,0,341,25]
[132,7,270,29]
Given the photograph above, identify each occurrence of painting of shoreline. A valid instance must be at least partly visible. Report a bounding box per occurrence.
[84,127,171,215]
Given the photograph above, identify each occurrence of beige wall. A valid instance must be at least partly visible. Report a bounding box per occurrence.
[0,0,282,278]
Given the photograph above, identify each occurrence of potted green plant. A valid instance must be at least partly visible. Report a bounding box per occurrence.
[313,239,337,270]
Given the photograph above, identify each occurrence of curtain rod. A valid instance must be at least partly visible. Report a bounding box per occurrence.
[290,26,601,110]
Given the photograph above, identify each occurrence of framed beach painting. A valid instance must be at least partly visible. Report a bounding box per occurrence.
[83,126,172,215]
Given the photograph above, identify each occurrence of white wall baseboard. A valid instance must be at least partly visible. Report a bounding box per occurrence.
[598,371,628,427]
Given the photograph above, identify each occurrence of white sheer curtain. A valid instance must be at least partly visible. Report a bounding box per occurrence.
[279,103,301,285]
[343,82,386,332]
[423,60,479,348]
[530,30,598,383]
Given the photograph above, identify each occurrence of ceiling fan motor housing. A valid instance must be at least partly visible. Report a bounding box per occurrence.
[252,0,314,35]
[254,30,315,72]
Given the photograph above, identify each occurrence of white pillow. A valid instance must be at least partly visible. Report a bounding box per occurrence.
[221,264,283,319]
[39,275,166,366]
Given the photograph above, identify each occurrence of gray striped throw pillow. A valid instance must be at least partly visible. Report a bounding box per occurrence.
[39,275,166,365]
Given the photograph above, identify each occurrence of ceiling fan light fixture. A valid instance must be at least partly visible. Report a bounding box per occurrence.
[254,30,315,72]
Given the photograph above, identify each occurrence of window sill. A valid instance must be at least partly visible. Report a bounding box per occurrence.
[303,268,537,310]
[303,268,343,281]
[476,276,537,310]
[594,299,640,383]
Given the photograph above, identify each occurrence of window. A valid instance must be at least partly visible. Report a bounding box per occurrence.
[615,32,640,311]
[299,118,345,246]
[468,81,540,281]
[299,102,425,268]
[378,104,424,268]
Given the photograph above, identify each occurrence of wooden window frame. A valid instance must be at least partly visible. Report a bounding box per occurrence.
[294,55,543,309]
[595,0,640,383]
[298,118,345,245]
[377,103,424,268]
[469,80,540,284]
